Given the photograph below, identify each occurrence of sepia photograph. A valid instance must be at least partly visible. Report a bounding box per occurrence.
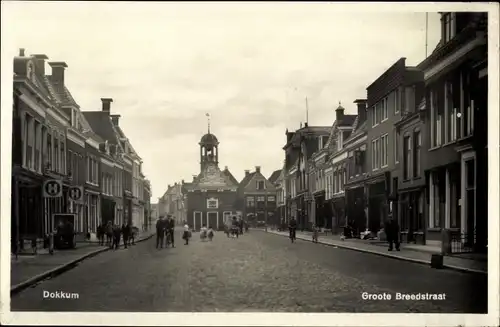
[1,1,498,326]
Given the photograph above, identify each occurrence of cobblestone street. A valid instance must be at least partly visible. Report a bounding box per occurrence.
[11,230,487,313]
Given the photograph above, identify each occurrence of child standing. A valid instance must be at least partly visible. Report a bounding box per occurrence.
[200,225,208,241]
[182,223,190,245]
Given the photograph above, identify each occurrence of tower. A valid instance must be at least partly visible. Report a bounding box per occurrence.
[199,114,219,171]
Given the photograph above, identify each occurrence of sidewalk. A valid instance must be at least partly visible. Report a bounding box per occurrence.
[11,230,155,295]
[260,229,487,275]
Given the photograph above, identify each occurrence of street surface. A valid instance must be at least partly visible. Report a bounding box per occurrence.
[11,230,487,313]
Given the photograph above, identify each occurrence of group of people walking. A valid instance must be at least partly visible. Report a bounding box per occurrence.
[224,216,247,238]
[155,215,178,248]
[97,221,137,250]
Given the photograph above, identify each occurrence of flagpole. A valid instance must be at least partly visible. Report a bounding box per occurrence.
[305,97,309,125]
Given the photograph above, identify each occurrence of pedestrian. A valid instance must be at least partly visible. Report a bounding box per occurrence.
[384,215,400,251]
[208,226,214,241]
[182,222,190,245]
[200,224,208,241]
[129,224,136,245]
[168,216,175,247]
[97,224,104,246]
[112,224,121,250]
[312,224,319,243]
[122,223,130,248]
[106,221,113,247]
[156,217,165,249]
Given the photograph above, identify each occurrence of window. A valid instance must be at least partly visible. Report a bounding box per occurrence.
[445,81,458,142]
[382,98,388,121]
[267,196,275,202]
[395,130,400,163]
[395,89,400,114]
[413,131,421,177]
[256,180,265,190]
[54,134,59,172]
[430,89,443,147]
[461,70,474,137]
[372,105,378,126]
[401,87,406,113]
[207,198,218,209]
[403,135,411,180]
[68,151,73,178]
[246,197,255,207]
[381,134,388,167]
[34,121,41,172]
[443,13,456,43]
[257,196,265,202]
[60,137,65,174]
[46,130,52,170]
[372,138,381,170]
[26,115,34,170]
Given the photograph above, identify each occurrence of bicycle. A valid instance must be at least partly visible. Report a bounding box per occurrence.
[165,230,173,247]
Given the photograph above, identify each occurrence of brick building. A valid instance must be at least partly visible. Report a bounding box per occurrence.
[238,166,277,227]
[184,129,239,231]
[364,57,424,234]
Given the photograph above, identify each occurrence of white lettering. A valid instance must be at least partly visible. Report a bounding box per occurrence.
[42,290,80,299]
[361,292,392,300]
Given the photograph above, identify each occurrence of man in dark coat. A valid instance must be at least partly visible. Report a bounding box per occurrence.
[156,217,165,249]
[384,215,400,251]
[122,224,130,248]
[167,216,175,247]
[112,224,121,250]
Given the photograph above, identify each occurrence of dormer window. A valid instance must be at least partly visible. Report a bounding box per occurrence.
[443,13,456,43]
[71,108,79,129]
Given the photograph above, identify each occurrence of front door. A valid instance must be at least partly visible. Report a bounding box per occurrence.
[207,212,218,230]
[194,211,202,231]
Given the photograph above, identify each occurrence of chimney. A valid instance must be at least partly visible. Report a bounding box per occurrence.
[110,114,121,126]
[336,103,345,122]
[32,54,48,75]
[101,98,113,112]
[19,48,25,57]
[192,175,197,181]
[224,166,228,170]
[48,61,68,87]
[245,170,250,176]
[300,122,303,128]
[255,166,261,173]
[354,99,367,124]
[181,179,184,184]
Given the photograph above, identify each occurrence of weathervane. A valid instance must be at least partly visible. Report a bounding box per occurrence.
[206,113,211,133]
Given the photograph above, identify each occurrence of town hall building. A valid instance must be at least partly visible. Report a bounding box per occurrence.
[184,128,239,231]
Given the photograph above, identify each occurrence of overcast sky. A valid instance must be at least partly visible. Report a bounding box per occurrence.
[4,2,445,200]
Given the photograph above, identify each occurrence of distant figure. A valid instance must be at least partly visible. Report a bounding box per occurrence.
[384,216,400,251]
[182,222,191,245]
[312,224,319,243]
[122,224,130,248]
[208,226,214,241]
[167,216,175,247]
[97,224,104,246]
[112,224,121,250]
[200,224,208,241]
[156,217,165,249]
[106,221,113,247]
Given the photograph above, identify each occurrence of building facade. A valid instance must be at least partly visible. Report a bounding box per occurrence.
[364,57,424,234]
[184,130,239,231]
[283,124,331,231]
[11,49,152,253]
[418,12,487,252]
[239,166,278,227]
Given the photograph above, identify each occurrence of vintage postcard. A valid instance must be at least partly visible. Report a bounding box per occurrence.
[1,1,498,326]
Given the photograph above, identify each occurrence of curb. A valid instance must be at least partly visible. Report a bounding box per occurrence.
[260,230,487,275]
[10,233,155,296]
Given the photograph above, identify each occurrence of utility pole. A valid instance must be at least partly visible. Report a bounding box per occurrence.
[425,12,429,58]
[305,97,309,125]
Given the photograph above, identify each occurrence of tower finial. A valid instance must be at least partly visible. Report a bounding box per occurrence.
[206,112,210,133]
